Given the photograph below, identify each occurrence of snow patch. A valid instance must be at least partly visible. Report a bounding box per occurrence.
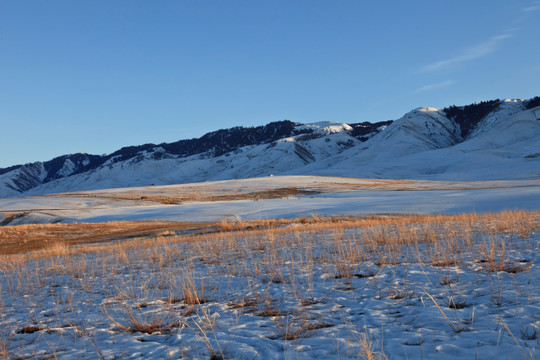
[296,121,353,134]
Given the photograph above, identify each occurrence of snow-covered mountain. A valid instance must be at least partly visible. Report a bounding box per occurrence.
[1,97,539,197]
[310,98,540,180]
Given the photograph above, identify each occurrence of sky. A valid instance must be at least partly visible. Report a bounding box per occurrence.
[1,1,539,168]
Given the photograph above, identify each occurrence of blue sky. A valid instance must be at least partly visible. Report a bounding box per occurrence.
[1,1,539,168]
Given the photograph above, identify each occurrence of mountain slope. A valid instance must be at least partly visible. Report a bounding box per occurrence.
[20,122,372,195]
[316,99,539,180]
[0,121,306,197]
[1,98,539,197]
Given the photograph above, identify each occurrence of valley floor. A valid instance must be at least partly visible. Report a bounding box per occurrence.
[1,176,539,225]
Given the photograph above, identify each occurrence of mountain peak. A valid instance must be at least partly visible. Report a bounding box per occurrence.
[295,122,353,134]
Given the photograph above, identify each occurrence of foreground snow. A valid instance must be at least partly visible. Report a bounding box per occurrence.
[0,214,538,359]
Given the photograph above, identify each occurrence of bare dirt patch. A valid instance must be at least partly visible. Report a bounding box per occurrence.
[51,186,321,205]
[0,221,204,255]
[42,178,540,207]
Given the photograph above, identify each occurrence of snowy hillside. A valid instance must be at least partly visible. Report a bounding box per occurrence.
[1,97,539,197]
[314,99,540,180]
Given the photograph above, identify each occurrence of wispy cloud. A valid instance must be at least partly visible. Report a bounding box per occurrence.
[523,5,540,11]
[420,33,514,73]
[415,80,455,93]
[523,1,540,12]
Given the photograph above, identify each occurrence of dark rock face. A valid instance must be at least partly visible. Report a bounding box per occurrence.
[0,165,22,176]
[102,120,302,164]
[349,121,393,141]
[159,120,301,158]
[43,154,105,181]
[6,162,44,192]
[525,96,540,110]
[442,100,502,139]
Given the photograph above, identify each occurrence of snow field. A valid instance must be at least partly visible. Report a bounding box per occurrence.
[0,211,538,359]
[1,176,539,225]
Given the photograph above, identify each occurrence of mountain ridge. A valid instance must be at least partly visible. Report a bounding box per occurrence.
[2,97,539,197]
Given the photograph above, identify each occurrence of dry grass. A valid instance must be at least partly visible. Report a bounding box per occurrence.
[273,311,328,340]
[2,210,538,262]
[0,221,204,256]
[51,186,320,205]
[104,303,178,334]
[0,209,538,357]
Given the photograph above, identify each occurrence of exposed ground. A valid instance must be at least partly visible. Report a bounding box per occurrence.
[55,186,322,205]
[0,221,201,255]
[42,177,540,204]
[0,217,343,256]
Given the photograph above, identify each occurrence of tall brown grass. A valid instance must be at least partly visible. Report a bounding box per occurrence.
[0,210,537,358]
